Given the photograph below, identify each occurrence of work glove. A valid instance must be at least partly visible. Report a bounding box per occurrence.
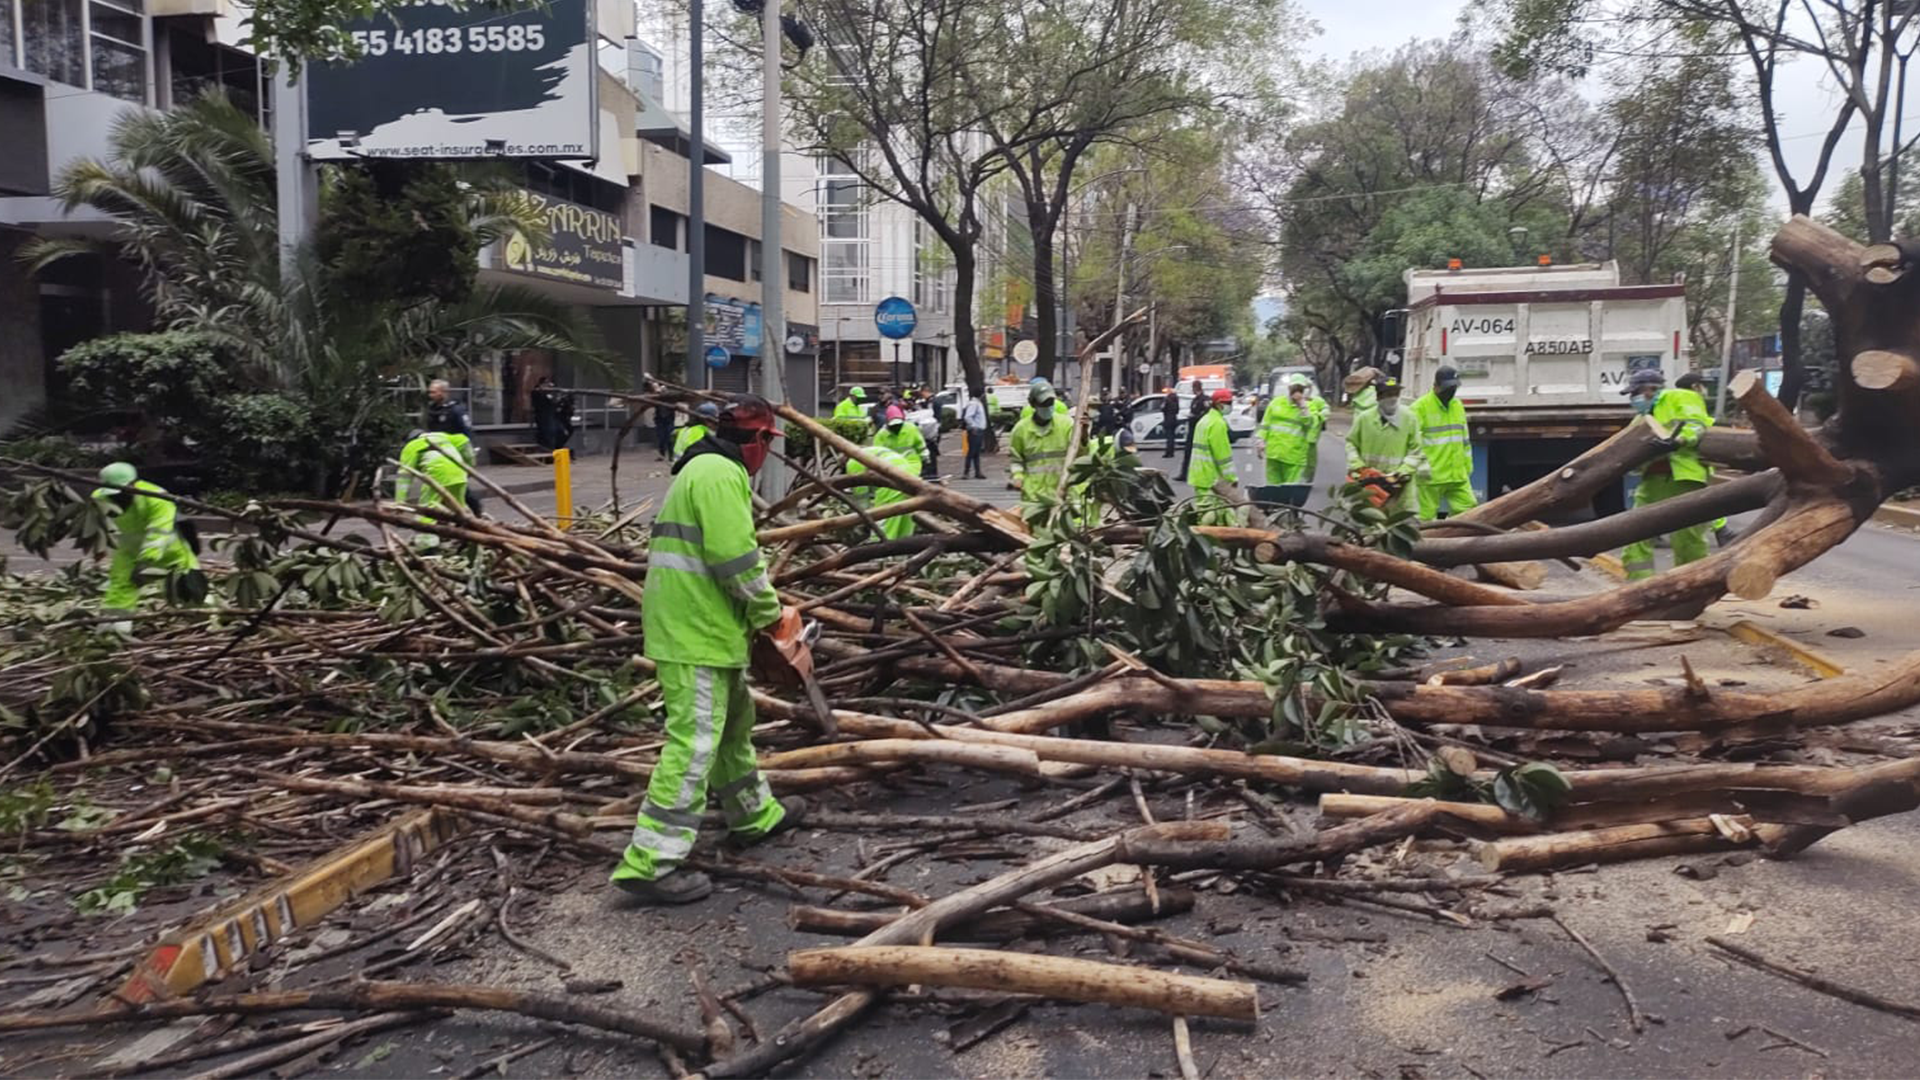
[1651,435,1681,452]
[766,605,815,683]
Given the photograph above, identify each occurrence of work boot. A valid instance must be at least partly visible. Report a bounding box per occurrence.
[612,869,713,905]
[729,796,809,848]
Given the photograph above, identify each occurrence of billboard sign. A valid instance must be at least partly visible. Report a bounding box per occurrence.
[500,191,624,290]
[306,0,596,161]
[874,296,917,339]
[705,296,763,356]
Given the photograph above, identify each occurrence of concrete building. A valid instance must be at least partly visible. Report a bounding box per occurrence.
[0,0,820,447]
[782,150,978,406]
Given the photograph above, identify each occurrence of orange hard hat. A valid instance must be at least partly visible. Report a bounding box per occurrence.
[1210,389,1234,404]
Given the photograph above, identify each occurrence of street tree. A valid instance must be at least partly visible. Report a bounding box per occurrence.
[1485,0,1917,407]
[788,0,1034,397]
[23,91,604,492]
[975,0,1294,381]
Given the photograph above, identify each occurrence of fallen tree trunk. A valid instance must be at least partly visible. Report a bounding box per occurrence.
[699,820,1226,1078]
[0,980,706,1052]
[787,945,1259,1022]
[1319,790,1849,834]
[1474,818,1765,873]
[786,886,1194,940]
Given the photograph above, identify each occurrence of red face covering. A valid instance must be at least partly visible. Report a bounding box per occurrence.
[727,427,775,475]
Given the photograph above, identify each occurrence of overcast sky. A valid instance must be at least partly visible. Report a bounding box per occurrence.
[1296,0,1889,218]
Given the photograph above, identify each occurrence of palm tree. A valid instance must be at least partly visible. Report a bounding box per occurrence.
[23,89,608,487]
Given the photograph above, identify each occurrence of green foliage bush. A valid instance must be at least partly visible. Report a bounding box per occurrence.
[785,416,880,462]
[59,332,236,430]
[0,436,114,469]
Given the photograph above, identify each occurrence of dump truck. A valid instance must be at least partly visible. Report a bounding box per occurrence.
[1384,261,1688,516]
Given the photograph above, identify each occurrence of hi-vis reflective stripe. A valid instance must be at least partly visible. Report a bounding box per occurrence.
[1025,450,1067,461]
[1363,454,1404,469]
[653,521,703,544]
[709,550,760,578]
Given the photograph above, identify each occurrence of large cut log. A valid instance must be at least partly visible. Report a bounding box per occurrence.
[1410,471,1780,567]
[786,886,1195,940]
[786,946,1259,1022]
[700,820,1226,1078]
[1337,496,1863,636]
[1424,419,1766,536]
[1473,818,1769,873]
[1319,790,1849,834]
[758,738,1043,777]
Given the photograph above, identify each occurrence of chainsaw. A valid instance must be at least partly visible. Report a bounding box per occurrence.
[751,617,837,738]
[1349,467,1407,509]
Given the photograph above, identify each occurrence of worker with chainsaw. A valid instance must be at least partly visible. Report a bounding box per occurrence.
[845,443,921,540]
[1009,381,1074,511]
[613,394,808,904]
[1619,370,1714,580]
[91,462,200,623]
[395,428,476,525]
[1345,376,1424,515]
[674,401,721,458]
[833,385,869,423]
[1187,388,1240,522]
[1257,375,1322,486]
[1410,366,1476,520]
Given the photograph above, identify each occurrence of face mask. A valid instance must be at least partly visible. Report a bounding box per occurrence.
[1631,395,1655,415]
[889,419,903,431]
[734,431,770,475]
[1438,386,1456,404]
[1033,408,1053,426]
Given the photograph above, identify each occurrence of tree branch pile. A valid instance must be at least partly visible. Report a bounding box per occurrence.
[3,217,1919,1075]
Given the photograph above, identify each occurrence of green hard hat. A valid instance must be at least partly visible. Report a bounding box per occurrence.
[98,462,137,488]
[1288,373,1311,388]
[849,386,867,400]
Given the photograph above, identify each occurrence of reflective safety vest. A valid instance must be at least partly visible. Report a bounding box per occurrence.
[644,449,782,668]
[1345,408,1423,477]
[873,421,929,466]
[92,479,199,610]
[833,397,867,420]
[395,432,473,502]
[1188,408,1237,492]
[1410,391,1471,484]
[847,445,920,539]
[1009,412,1074,500]
[1645,389,1712,484]
[673,424,709,457]
[1259,397,1317,464]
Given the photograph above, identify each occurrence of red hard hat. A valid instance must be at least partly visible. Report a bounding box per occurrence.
[1210,389,1234,404]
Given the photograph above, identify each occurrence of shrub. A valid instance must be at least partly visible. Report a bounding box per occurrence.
[0,436,114,469]
[784,417,879,463]
[58,332,237,435]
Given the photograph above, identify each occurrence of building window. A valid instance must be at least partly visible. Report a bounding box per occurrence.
[21,0,85,86]
[88,0,145,102]
[2,0,16,68]
[650,205,683,250]
[818,156,869,305]
[706,224,747,281]
[789,253,811,293]
[749,239,762,282]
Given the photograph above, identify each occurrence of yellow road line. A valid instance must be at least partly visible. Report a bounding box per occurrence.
[115,807,466,1002]
[1718,619,1847,680]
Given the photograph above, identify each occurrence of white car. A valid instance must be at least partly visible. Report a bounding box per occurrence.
[1124,394,1256,449]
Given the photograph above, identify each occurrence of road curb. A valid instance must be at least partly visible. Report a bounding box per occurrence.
[1713,618,1847,680]
[114,807,466,1003]
[1871,502,1920,530]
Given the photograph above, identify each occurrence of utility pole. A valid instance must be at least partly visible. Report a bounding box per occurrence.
[1714,223,1742,420]
[685,0,707,390]
[1111,202,1134,397]
[757,0,788,493]
[270,64,317,285]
